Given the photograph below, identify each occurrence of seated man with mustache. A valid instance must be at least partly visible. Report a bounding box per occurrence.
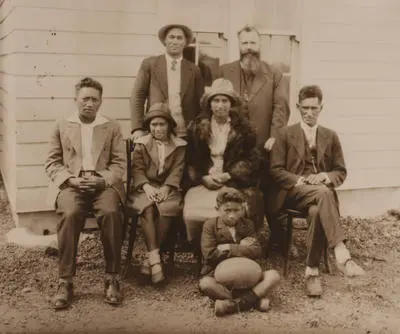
[218,25,290,248]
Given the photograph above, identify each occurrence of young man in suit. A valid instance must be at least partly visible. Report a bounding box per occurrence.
[44,77,126,310]
[218,25,290,246]
[270,85,365,297]
[130,23,205,140]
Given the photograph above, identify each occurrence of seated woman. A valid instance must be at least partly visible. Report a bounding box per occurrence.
[183,78,264,246]
[128,103,186,284]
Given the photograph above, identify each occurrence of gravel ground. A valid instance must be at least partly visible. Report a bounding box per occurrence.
[1,175,400,334]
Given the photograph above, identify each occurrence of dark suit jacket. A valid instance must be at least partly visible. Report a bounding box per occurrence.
[201,217,262,274]
[218,60,290,147]
[130,54,205,131]
[269,123,347,214]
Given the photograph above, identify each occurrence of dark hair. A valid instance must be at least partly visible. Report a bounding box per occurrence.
[298,85,323,104]
[216,188,246,208]
[75,77,103,97]
[164,26,189,43]
[145,116,176,136]
[237,25,261,38]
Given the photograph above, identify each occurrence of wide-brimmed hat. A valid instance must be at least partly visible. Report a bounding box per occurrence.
[201,78,241,109]
[143,103,177,130]
[158,24,193,45]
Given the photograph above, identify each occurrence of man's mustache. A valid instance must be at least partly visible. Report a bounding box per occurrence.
[240,50,260,58]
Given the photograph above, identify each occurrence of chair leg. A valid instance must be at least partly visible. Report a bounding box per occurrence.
[161,219,178,277]
[283,215,293,278]
[167,248,175,277]
[121,211,127,245]
[196,253,203,277]
[123,215,138,278]
[191,241,202,277]
[323,239,332,274]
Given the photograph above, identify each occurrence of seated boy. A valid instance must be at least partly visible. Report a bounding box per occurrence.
[199,188,280,317]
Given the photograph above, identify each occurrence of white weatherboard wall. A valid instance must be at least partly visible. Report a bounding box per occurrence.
[1,0,399,224]
[0,0,232,227]
[299,0,400,216]
[0,0,18,218]
[2,0,163,217]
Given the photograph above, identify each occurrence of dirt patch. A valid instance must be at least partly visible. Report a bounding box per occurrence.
[0,174,399,333]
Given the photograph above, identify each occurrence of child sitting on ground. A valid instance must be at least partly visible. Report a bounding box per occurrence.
[199,187,280,317]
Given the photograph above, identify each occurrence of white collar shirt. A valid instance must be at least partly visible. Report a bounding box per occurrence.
[70,112,108,171]
[300,120,318,148]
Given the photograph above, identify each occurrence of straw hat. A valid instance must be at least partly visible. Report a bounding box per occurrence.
[158,24,193,45]
[143,103,177,130]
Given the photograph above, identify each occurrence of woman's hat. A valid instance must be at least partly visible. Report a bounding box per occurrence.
[201,78,241,109]
[143,103,177,129]
[158,24,193,46]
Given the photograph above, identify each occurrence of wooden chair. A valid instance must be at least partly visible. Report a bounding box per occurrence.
[122,138,197,278]
[279,208,332,277]
[122,138,140,277]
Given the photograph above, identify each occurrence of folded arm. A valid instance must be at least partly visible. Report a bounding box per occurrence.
[201,220,230,267]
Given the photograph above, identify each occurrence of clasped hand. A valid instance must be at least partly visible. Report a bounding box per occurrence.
[202,173,231,190]
[298,173,327,186]
[68,176,106,193]
[143,184,170,203]
[217,243,230,252]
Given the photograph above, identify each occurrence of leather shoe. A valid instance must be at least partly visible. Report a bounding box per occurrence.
[52,281,73,310]
[305,275,323,297]
[104,277,122,305]
[337,259,365,277]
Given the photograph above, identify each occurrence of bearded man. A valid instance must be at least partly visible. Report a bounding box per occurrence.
[218,25,290,243]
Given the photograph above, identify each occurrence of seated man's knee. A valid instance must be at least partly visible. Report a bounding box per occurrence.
[315,186,334,198]
[60,205,84,220]
[308,205,319,218]
[98,197,120,217]
[199,276,216,293]
[101,205,120,217]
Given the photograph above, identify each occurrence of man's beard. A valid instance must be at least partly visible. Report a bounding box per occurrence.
[240,50,261,77]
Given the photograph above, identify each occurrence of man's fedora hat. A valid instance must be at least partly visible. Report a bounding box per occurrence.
[158,24,193,45]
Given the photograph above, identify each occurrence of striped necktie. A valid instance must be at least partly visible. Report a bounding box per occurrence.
[171,59,177,71]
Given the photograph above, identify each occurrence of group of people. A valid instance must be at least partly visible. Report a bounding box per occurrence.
[44,23,365,316]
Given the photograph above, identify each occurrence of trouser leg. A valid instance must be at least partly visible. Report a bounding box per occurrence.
[287,185,345,267]
[55,188,86,279]
[157,216,174,249]
[92,188,122,274]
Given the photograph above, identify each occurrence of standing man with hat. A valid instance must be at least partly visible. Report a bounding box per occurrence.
[130,23,205,140]
[218,25,290,246]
